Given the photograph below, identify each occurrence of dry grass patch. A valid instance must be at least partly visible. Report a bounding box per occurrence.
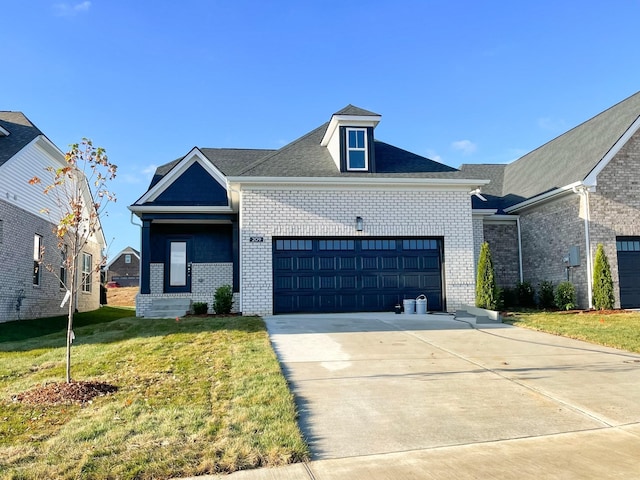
[0,315,309,479]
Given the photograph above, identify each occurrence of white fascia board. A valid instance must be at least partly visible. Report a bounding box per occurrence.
[227,176,490,191]
[584,114,640,187]
[320,114,382,146]
[504,181,583,213]
[483,214,520,224]
[135,147,229,205]
[472,209,499,217]
[128,205,235,214]
[0,125,10,136]
[35,135,65,164]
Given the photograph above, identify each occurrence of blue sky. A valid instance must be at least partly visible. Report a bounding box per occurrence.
[4,1,640,258]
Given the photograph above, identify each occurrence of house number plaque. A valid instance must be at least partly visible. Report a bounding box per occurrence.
[249,236,264,243]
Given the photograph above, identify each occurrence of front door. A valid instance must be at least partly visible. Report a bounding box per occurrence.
[165,239,191,293]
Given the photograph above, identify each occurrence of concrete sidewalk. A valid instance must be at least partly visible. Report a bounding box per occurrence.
[184,313,640,479]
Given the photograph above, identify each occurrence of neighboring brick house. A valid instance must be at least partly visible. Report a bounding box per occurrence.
[130,106,488,316]
[463,91,640,309]
[0,112,106,322]
[105,246,140,287]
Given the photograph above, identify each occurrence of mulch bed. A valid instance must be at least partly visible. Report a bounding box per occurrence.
[12,381,118,406]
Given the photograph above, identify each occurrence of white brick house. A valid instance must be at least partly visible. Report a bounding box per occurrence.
[0,112,105,322]
[131,106,487,316]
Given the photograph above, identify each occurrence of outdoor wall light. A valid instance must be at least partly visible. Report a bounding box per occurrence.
[356,216,364,231]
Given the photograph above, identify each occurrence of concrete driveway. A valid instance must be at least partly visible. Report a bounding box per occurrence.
[264,313,640,466]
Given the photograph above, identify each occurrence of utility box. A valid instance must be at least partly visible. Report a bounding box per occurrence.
[568,246,580,267]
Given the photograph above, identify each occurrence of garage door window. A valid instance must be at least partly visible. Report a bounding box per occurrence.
[617,240,640,251]
[362,239,396,250]
[319,239,355,250]
[276,239,313,251]
[403,239,438,250]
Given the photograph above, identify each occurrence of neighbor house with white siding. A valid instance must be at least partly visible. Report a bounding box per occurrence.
[0,112,105,321]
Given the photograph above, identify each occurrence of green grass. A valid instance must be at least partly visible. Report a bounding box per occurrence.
[505,310,640,353]
[0,312,309,479]
[0,306,136,343]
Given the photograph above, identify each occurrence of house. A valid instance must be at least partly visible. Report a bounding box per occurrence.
[463,91,640,309]
[130,106,488,316]
[105,246,140,287]
[0,112,106,322]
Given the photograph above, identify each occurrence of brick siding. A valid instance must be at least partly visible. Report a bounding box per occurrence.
[240,188,476,315]
[483,222,520,288]
[0,199,101,322]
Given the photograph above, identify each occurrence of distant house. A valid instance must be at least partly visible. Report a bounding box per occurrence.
[463,91,640,309]
[105,247,140,287]
[0,112,106,322]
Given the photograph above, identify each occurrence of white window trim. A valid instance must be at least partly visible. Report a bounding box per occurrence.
[81,252,92,293]
[346,128,368,171]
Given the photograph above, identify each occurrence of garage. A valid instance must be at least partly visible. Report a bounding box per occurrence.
[273,237,443,314]
[616,237,640,308]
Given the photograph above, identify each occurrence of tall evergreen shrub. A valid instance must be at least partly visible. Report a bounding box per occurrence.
[592,243,614,310]
[476,242,498,310]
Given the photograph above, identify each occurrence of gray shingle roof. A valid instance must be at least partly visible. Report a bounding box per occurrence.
[502,91,640,203]
[334,104,381,116]
[458,164,506,196]
[0,112,42,167]
[236,121,459,178]
[149,148,276,187]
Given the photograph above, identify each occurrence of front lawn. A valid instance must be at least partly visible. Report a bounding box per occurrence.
[0,311,309,479]
[505,310,640,353]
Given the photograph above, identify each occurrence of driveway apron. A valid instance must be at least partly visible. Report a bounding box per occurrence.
[264,313,640,461]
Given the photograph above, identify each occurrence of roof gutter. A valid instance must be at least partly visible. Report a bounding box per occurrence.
[227,176,490,189]
[503,181,583,213]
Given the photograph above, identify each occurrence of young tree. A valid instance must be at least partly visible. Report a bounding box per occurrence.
[592,243,614,310]
[29,139,116,383]
[476,241,498,310]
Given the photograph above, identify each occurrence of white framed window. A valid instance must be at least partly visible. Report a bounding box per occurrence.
[33,234,42,286]
[125,254,132,264]
[346,128,368,171]
[60,246,67,290]
[81,252,92,293]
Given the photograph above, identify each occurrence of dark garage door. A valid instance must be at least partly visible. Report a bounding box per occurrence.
[617,237,640,308]
[273,238,443,314]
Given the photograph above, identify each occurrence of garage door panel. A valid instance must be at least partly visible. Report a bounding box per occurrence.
[617,238,640,308]
[273,238,443,314]
[297,257,314,270]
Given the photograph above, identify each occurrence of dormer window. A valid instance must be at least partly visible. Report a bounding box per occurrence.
[347,128,368,170]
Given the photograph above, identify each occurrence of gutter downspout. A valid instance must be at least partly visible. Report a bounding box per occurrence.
[573,185,593,308]
[516,216,524,283]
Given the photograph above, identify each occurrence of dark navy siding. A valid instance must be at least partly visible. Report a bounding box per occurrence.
[151,162,228,206]
[150,224,233,263]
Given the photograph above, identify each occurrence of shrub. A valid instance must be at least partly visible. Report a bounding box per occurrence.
[516,281,536,308]
[500,287,518,309]
[214,284,234,314]
[476,242,498,310]
[592,243,614,310]
[538,281,555,309]
[192,302,208,315]
[555,282,577,310]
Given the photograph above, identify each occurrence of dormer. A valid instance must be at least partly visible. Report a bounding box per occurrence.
[320,105,381,173]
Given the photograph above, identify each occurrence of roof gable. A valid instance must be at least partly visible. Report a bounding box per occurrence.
[0,112,42,167]
[502,91,640,203]
[153,161,228,206]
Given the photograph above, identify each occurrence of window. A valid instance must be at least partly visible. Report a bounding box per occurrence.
[33,234,42,286]
[319,239,355,251]
[275,239,313,251]
[125,254,132,264]
[60,246,67,290]
[362,239,396,250]
[81,252,92,293]
[346,128,367,170]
